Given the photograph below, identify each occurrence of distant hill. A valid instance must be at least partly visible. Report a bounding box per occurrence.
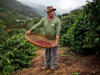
[0,0,42,18]
[19,1,47,16]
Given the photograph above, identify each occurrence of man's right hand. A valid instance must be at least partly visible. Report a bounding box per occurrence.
[26,30,31,35]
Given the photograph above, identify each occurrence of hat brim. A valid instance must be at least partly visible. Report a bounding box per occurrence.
[46,9,56,12]
[53,8,56,11]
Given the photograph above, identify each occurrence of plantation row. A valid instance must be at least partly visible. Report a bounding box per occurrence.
[59,0,100,54]
[0,19,37,75]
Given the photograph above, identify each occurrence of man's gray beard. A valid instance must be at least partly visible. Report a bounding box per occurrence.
[48,15,54,18]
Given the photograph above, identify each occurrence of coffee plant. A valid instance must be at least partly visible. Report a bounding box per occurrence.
[0,20,9,44]
[0,33,37,75]
[61,0,100,54]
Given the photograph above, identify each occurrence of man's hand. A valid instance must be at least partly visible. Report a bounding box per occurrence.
[26,30,31,35]
[55,40,58,46]
[55,35,59,46]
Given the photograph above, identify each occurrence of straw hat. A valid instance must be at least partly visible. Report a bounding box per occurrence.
[46,6,56,12]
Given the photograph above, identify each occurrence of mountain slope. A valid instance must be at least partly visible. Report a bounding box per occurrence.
[0,0,41,17]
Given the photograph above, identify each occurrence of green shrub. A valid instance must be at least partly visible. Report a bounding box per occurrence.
[60,15,77,36]
[60,17,79,46]
[69,0,100,54]
[0,33,37,74]
[0,20,9,44]
[60,0,100,54]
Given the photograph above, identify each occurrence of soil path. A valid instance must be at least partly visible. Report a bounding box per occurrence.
[14,47,100,75]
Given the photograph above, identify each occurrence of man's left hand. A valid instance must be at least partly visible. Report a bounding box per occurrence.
[55,40,58,46]
[55,35,59,46]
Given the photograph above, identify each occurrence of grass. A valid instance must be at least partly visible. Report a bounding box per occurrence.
[59,54,68,57]
[72,72,79,75]
[62,49,68,52]
[66,60,72,64]
[54,73,57,75]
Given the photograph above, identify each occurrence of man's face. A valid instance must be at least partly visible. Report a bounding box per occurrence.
[47,10,55,17]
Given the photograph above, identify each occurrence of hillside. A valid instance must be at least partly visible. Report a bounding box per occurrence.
[0,0,41,17]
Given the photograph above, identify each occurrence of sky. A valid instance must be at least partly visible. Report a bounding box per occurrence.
[17,0,92,14]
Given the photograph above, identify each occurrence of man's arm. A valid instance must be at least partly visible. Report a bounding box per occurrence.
[55,18,61,45]
[29,18,43,31]
[55,35,59,45]
[26,18,43,35]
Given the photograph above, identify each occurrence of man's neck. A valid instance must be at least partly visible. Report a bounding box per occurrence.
[48,16,55,21]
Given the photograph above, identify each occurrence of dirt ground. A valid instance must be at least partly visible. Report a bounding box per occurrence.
[13,47,100,75]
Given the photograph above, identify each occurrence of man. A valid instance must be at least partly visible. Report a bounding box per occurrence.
[26,6,61,70]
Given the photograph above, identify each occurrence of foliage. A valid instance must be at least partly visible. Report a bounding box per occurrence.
[60,15,77,36]
[60,16,81,46]
[0,7,29,28]
[72,72,79,75]
[60,0,100,54]
[70,0,100,54]
[70,9,83,15]
[0,33,37,75]
[0,20,9,44]
[59,14,78,46]
[59,9,82,46]
[0,4,41,75]
[8,28,27,36]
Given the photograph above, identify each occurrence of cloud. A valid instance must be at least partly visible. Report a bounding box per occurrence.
[17,0,92,14]
[17,0,92,8]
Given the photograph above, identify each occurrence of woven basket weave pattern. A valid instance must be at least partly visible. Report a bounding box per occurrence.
[25,33,56,48]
